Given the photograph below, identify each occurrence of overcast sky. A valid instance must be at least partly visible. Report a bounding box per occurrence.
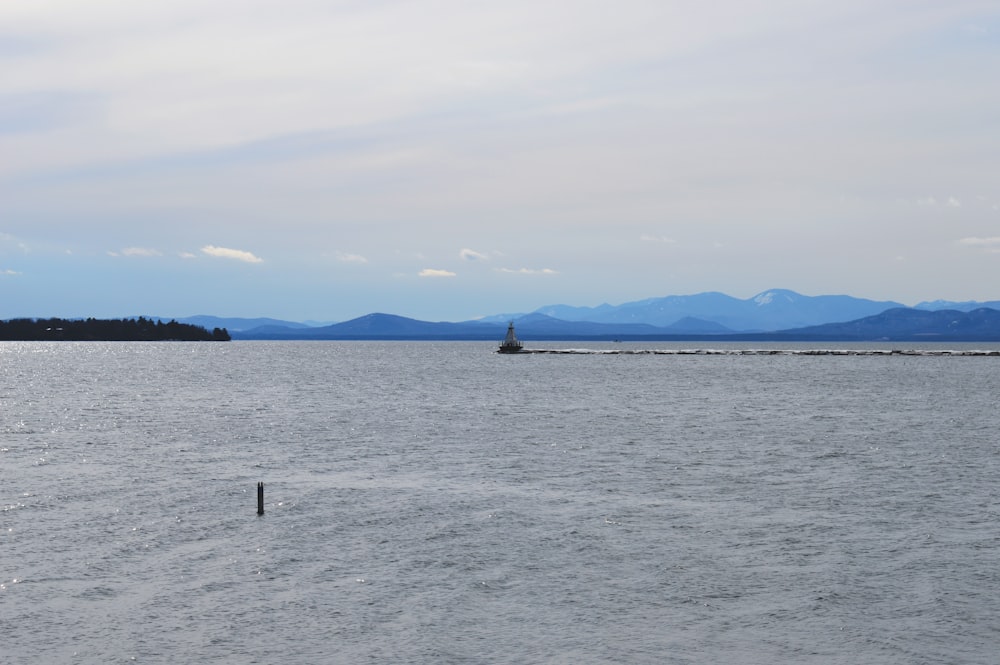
[2,1,998,322]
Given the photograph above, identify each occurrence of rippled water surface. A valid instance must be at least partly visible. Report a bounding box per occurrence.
[3,341,1000,664]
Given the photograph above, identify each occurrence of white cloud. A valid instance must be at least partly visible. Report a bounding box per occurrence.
[958,237,1000,246]
[0,233,28,253]
[640,234,677,244]
[121,247,162,257]
[958,237,1000,254]
[334,251,368,264]
[1,269,21,276]
[460,248,489,261]
[201,245,263,263]
[418,268,456,278]
[498,267,558,275]
[948,197,962,207]
[179,252,197,259]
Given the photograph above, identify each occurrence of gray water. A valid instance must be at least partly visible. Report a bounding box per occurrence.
[2,341,999,664]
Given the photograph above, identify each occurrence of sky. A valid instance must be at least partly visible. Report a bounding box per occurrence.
[2,0,999,322]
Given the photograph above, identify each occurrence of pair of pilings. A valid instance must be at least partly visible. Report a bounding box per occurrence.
[256,481,264,515]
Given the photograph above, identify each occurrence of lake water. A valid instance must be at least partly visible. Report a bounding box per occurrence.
[2,341,1000,664]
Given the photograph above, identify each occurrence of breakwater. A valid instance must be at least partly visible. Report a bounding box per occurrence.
[516,348,1000,356]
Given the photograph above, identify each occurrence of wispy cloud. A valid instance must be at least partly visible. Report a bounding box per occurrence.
[1,269,21,276]
[640,234,677,244]
[958,237,1000,253]
[121,247,162,257]
[418,268,456,278]
[498,267,558,275]
[917,196,963,208]
[201,245,263,263]
[334,251,368,264]
[460,248,489,261]
[0,233,28,253]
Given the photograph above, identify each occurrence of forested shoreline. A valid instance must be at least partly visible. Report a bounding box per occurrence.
[0,317,230,341]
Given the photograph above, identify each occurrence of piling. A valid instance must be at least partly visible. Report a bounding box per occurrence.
[257,482,264,515]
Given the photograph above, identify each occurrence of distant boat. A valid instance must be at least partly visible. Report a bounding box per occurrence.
[497,321,524,354]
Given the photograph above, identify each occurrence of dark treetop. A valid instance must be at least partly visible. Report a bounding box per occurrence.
[0,317,230,341]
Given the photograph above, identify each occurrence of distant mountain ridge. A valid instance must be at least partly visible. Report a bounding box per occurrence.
[151,315,313,332]
[532,289,906,331]
[914,299,1000,312]
[226,308,1000,342]
[138,289,1000,341]
[773,307,1000,341]
[227,307,1000,342]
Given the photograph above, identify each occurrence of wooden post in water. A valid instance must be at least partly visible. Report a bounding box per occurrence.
[257,482,264,515]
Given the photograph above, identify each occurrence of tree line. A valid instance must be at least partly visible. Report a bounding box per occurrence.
[0,317,230,341]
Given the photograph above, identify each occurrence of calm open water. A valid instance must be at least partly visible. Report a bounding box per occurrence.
[2,341,1000,664]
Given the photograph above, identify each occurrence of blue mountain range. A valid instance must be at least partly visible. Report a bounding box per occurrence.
[166,289,1000,341]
